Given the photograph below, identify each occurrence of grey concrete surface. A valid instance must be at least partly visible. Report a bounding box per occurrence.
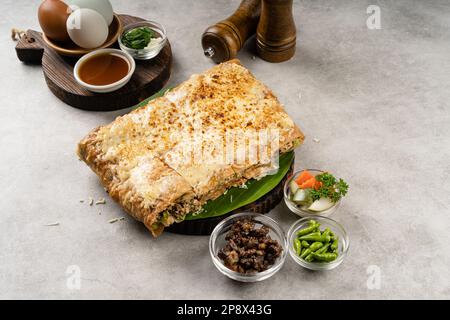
[1,0,449,299]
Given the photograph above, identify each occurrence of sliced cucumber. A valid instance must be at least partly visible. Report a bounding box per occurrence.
[292,189,310,204]
[308,197,334,212]
[289,180,299,194]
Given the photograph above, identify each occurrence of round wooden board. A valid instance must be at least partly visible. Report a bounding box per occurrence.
[15,14,172,111]
[166,158,294,236]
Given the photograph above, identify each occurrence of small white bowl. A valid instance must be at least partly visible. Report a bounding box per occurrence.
[73,48,135,93]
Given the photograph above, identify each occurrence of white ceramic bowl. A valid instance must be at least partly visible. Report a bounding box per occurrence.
[73,48,135,93]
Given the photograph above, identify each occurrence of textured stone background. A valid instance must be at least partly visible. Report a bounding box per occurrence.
[1,0,449,299]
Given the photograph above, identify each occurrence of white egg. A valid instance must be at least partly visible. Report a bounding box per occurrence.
[67,8,108,49]
[64,0,114,26]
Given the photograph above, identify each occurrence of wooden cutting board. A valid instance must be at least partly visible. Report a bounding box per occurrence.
[15,14,172,111]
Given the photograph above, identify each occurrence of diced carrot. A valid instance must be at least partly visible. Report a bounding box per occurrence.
[313,180,323,190]
[300,177,317,189]
[295,170,314,186]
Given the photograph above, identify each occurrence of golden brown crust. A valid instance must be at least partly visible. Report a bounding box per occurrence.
[77,59,304,236]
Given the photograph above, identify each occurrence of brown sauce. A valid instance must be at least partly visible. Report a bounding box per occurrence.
[78,53,129,86]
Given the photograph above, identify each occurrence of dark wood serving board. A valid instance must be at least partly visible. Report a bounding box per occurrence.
[15,14,172,111]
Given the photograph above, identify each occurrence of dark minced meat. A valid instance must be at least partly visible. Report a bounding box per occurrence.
[218,218,283,274]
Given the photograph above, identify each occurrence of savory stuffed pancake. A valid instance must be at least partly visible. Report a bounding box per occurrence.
[77,59,304,236]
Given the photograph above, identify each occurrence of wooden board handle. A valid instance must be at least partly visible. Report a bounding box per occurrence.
[15,30,45,65]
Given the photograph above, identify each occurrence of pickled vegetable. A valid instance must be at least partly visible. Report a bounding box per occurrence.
[293,219,340,263]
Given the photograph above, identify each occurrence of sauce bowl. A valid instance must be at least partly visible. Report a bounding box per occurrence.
[74,48,135,93]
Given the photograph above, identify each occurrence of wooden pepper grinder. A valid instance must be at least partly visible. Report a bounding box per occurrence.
[202,0,261,63]
[257,0,296,62]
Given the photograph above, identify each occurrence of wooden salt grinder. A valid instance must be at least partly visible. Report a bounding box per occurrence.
[202,0,261,63]
[257,0,296,62]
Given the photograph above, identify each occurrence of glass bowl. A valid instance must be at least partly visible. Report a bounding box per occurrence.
[287,216,349,271]
[209,212,288,282]
[284,169,341,217]
[118,21,167,60]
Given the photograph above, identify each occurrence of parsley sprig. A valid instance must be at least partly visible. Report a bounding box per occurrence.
[309,172,349,202]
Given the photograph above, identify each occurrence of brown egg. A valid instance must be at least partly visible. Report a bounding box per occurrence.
[38,0,71,42]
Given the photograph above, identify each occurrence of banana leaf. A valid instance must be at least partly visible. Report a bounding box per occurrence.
[185,151,294,220]
[132,87,171,110]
